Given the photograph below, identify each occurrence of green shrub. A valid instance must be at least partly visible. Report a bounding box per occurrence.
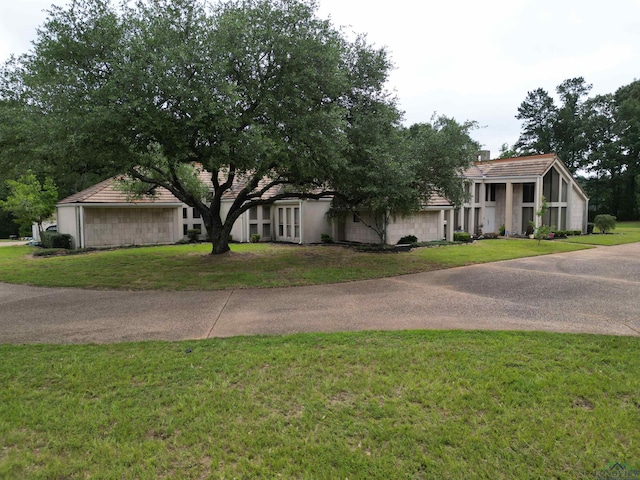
[321,233,333,243]
[453,232,471,242]
[397,235,417,244]
[187,229,201,243]
[40,231,72,249]
[250,233,261,243]
[594,214,616,233]
[572,230,582,236]
[498,224,506,235]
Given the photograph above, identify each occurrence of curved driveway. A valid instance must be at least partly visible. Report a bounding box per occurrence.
[1,243,639,344]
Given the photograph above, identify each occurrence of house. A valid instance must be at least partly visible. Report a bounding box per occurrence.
[55,175,335,248]
[56,178,184,248]
[456,153,589,236]
[54,153,588,248]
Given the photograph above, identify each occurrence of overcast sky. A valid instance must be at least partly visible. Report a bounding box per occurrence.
[1,0,639,157]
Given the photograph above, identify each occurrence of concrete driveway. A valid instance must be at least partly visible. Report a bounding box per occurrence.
[1,242,639,344]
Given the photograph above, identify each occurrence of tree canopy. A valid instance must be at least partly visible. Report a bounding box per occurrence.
[1,0,405,252]
[1,0,484,249]
[0,172,57,237]
[513,77,640,220]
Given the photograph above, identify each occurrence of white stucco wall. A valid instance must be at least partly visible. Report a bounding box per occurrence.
[301,200,332,243]
[570,187,587,232]
[56,205,80,247]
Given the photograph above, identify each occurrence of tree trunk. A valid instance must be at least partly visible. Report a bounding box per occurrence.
[203,211,232,255]
[209,223,231,254]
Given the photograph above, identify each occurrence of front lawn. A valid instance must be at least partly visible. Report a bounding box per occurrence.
[0,239,591,290]
[559,221,640,246]
[1,331,638,479]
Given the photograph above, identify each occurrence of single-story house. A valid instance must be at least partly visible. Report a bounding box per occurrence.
[54,153,588,248]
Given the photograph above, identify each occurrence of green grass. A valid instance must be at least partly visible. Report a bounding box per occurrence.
[0,239,591,290]
[1,331,638,479]
[559,221,640,246]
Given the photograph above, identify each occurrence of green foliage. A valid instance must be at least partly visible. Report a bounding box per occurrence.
[534,196,551,244]
[498,224,506,235]
[2,0,402,254]
[515,78,640,220]
[515,77,591,172]
[594,214,617,233]
[329,116,479,244]
[40,231,72,249]
[397,235,417,245]
[453,232,471,242]
[250,233,261,243]
[187,229,201,243]
[0,172,57,235]
[320,233,333,243]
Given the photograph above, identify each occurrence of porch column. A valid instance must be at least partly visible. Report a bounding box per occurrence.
[535,177,543,227]
[447,209,454,241]
[479,183,486,234]
[505,181,513,236]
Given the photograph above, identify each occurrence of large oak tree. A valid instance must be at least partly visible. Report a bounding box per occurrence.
[2,0,400,253]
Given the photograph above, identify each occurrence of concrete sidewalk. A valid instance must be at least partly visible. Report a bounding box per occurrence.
[1,242,639,344]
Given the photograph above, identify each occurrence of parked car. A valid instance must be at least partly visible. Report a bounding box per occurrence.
[46,225,57,232]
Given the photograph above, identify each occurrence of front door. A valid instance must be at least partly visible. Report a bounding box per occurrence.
[277,206,300,243]
[483,207,495,234]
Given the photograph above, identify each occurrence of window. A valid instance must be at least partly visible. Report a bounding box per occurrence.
[262,206,271,220]
[485,184,496,202]
[286,208,291,237]
[192,208,201,219]
[262,223,271,239]
[561,179,568,202]
[183,224,188,236]
[182,208,187,219]
[543,167,560,202]
[522,183,535,203]
[474,183,480,203]
[249,206,258,220]
[192,223,201,233]
[353,212,360,223]
[278,208,284,236]
[249,224,258,235]
[294,207,300,238]
[522,207,534,233]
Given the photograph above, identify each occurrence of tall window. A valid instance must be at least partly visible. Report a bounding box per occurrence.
[522,183,535,203]
[543,167,560,202]
[474,183,480,203]
[182,208,187,219]
[192,208,201,219]
[485,184,496,202]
